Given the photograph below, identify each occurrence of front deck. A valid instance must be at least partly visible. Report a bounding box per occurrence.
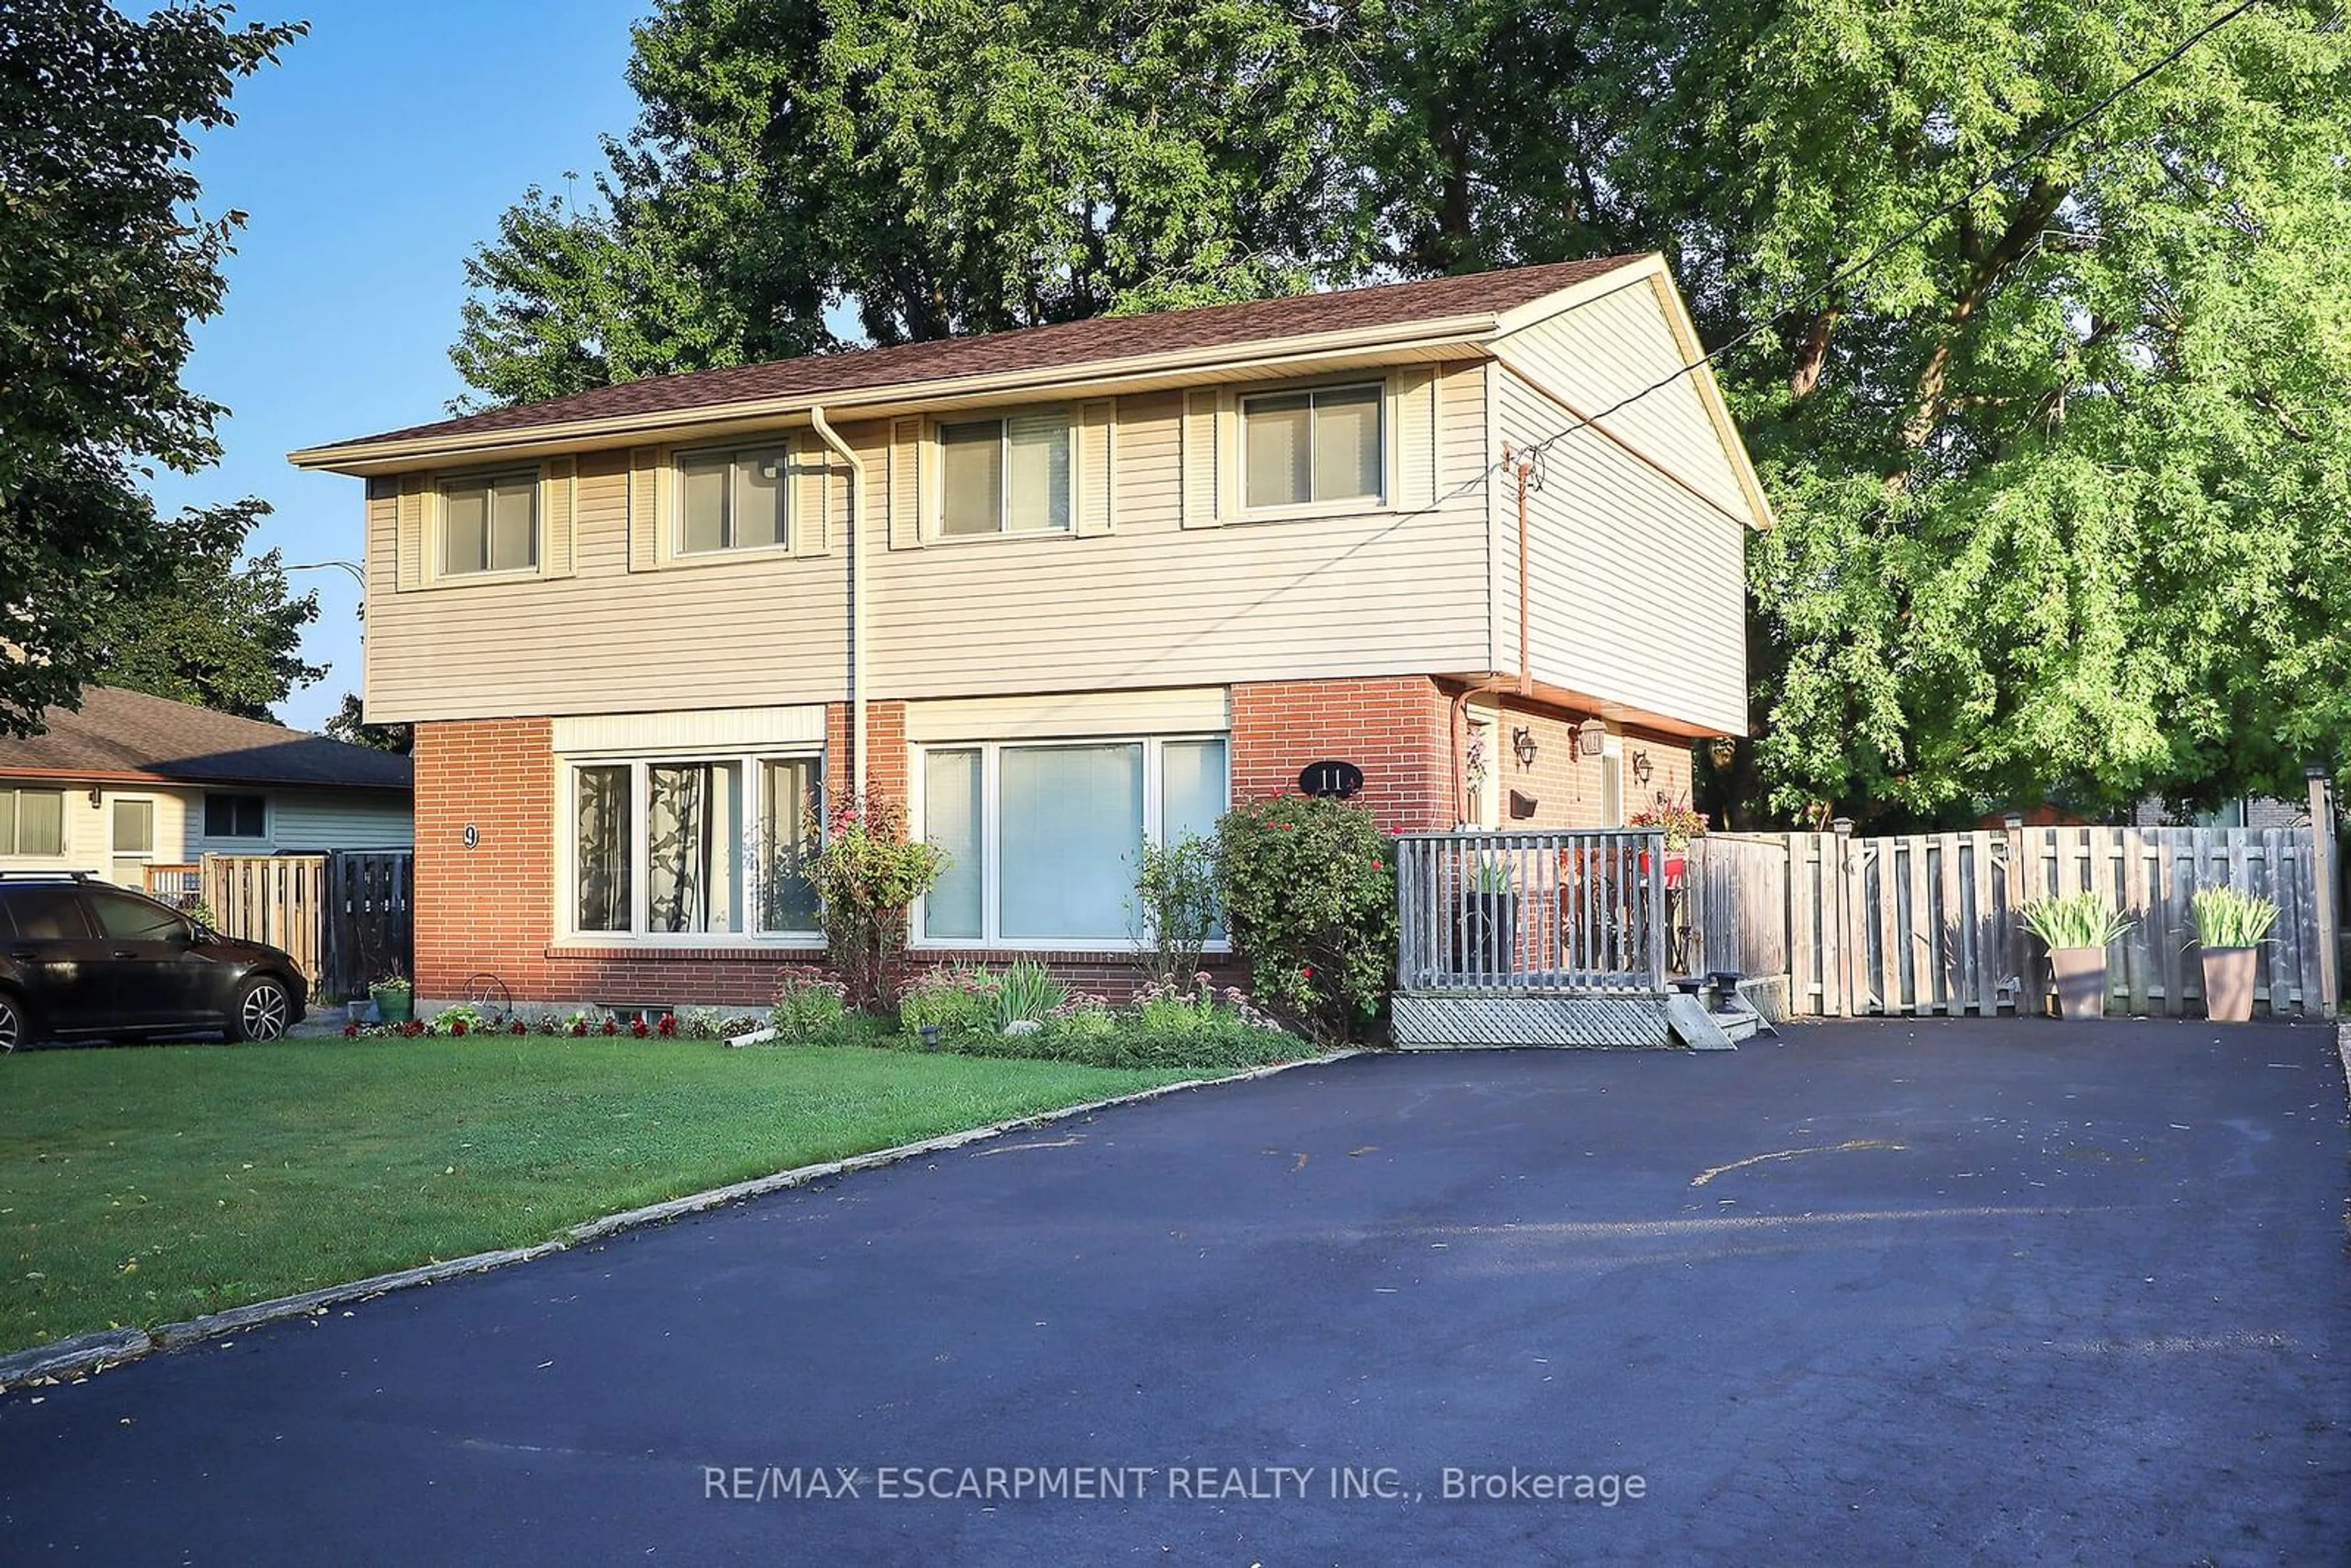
[1392,828,1676,1047]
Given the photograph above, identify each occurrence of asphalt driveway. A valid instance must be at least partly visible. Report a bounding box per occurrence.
[2,1019,2345,1564]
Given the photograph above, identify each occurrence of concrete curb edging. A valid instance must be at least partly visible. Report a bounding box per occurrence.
[0,1049,1363,1392]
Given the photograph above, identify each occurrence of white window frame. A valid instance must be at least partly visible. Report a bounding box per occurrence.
[930,411,1075,542]
[910,733,1230,952]
[201,790,269,842]
[434,468,542,583]
[1237,379,1387,518]
[671,442,793,559]
[0,786,69,858]
[557,748,825,947]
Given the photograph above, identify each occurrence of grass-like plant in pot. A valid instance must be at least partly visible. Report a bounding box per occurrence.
[2190,887,2277,1024]
[2017,893,2133,1021]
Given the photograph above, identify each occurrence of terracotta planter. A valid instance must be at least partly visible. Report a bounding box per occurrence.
[2047,947,2108,1021]
[2200,947,2258,1022]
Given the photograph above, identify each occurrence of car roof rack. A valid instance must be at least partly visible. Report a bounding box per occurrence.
[0,870,94,881]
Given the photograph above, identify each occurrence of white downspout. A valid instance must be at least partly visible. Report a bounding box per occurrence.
[808,407,867,803]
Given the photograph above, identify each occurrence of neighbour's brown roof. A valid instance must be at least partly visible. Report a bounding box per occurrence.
[332,256,1647,451]
[0,686,412,792]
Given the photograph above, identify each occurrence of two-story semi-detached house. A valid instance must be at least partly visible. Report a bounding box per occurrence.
[290,254,1772,1011]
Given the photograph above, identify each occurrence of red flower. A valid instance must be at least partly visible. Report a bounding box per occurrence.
[1300,965,1315,979]
[657,1015,677,1037]
[342,1023,359,1038]
[571,1021,588,1037]
[631,1019,650,1038]
[450,1019,467,1037]
[1372,860,1383,871]
[602,1019,618,1036]
[510,1021,527,1036]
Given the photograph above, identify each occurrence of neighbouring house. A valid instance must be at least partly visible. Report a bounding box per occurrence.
[0,685,414,897]
[290,254,1771,1011]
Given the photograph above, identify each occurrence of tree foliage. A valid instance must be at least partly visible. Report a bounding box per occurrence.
[324,691,414,754]
[97,500,324,721]
[454,0,2351,820]
[0,0,304,734]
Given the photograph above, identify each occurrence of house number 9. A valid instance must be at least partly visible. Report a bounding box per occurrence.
[462,824,479,849]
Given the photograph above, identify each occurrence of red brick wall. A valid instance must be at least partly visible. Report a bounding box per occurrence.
[1471,699,1696,831]
[1229,677,1452,833]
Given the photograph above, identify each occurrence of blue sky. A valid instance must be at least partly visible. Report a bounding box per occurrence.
[148,1,648,730]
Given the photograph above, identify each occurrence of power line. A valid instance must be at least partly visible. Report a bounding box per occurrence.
[1517,0,2269,470]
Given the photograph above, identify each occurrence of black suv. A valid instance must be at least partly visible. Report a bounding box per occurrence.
[0,874,307,1049]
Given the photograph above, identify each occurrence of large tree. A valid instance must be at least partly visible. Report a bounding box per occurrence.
[452,0,2351,823]
[96,499,324,721]
[450,0,1369,408]
[0,0,304,735]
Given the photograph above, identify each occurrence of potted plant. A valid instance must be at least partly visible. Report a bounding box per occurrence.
[2190,887,2276,1023]
[2017,894,2134,1021]
[1627,801,1708,890]
[369,973,414,1026]
[1457,855,1520,973]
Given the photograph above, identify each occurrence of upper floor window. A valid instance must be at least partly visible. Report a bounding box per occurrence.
[0,787,65,856]
[939,413,1071,537]
[204,792,266,839]
[678,445,789,555]
[440,471,538,577]
[1241,383,1382,510]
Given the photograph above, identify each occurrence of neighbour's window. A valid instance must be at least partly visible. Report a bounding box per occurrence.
[920,736,1228,944]
[86,887,184,942]
[1241,383,1382,509]
[569,754,823,939]
[938,413,1071,536]
[0,787,66,856]
[2,885,90,939]
[440,471,538,576]
[204,793,266,839]
[678,446,789,554]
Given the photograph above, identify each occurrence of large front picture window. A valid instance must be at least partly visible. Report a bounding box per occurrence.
[568,752,823,939]
[919,736,1227,945]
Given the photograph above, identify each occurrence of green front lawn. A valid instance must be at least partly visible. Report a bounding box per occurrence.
[0,1037,1201,1356]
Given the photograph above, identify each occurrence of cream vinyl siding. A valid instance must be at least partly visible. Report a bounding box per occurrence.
[361,372,1491,721]
[1488,356,1748,736]
[1490,274,1758,526]
[364,440,857,722]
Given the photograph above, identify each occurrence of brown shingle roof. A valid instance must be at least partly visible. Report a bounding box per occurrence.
[328,256,1646,452]
[0,687,412,792]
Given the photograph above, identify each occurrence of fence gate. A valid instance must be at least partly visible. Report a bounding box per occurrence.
[201,851,414,1001]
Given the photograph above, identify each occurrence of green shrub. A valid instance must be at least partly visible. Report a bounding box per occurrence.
[811,791,947,1010]
[770,966,849,1042]
[897,964,999,1041]
[1130,833,1219,987]
[1214,796,1397,1042]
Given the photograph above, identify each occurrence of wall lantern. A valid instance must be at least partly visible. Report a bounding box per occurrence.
[1510,726,1539,768]
[1629,750,1653,787]
[1575,719,1607,757]
[1709,735,1738,770]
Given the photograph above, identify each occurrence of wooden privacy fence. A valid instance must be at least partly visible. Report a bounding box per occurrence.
[201,850,413,1000]
[1684,825,2336,1019]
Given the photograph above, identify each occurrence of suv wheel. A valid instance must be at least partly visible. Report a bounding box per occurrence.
[0,991,24,1052]
[230,975,292,1043]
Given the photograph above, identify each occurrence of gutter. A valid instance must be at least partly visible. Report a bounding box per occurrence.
[806,407,868,803]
